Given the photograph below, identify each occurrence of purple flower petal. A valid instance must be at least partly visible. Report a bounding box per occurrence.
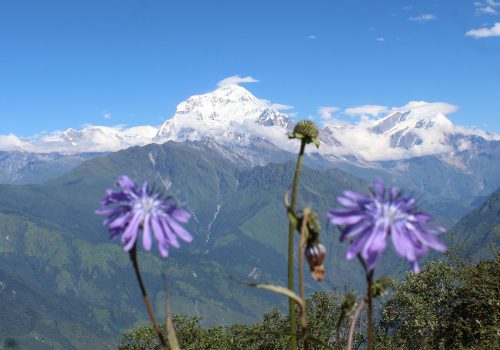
[168,219,193,243]
[337,196,360,208]
[160,219,180,248]
[170,208,191,223]
[342,221,373,241]
[329,180,446,272]
[329,213,366,226]
[142,214,152,251]
[96,176,192,257]
[343,190,370,201]
[117,176,136,190]
[391,227,416,262]
[346,232,371,260]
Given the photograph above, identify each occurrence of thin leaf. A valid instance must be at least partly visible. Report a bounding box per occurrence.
[236,281,304,309]
[163,273,180,350]
[288,212,299,228]
[166,303,180,350]
[312,137,320,148]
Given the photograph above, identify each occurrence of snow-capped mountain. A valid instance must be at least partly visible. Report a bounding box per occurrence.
[0,125,157,154]
[2,84,497,162]
[37,125,158,153]
[0,84,499,203]
[370,109,454,148]
[154,84,294,148]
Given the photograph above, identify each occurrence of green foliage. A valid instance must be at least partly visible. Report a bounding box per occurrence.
[379,257,500,349]
[446,188,500,261]
[1,141,498,349]
[119,257,500,350]
[118,292,345,350]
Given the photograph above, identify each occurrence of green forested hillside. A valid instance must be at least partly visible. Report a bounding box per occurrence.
[0,142,367,348]
[446,188,500,260]
[0,141,495,349]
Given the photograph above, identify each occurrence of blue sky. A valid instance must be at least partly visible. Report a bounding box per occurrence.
[1,0,499,136]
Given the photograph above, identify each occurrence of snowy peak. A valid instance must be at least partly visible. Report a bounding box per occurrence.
[154,84,294,146]
[25,125,158,153]
[1,86,498,165]
[366,108,455,150]
[174,85,259,123]
[371,111,412,134]
[371,110,454,135]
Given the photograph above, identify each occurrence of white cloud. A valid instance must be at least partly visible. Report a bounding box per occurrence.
[318,106,340,119]
[388,101,458,116]
[345,105,388,118]
[475,1,500,15]
[0,134,28,151]
[257,99,294,111]
[479,6,497,14]
[317,100,474,161]
[466,22,500,38]
[103,112,111,120]
[217,75,259,88]
[270,103,294,111]
[306,35,317,40]
[376,37,385,42]
[402,5,413,10]
[0,125,159,153]
[409,14,437,23]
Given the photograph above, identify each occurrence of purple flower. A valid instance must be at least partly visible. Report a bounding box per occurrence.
[96,175,192,257]
[328,180,446,273]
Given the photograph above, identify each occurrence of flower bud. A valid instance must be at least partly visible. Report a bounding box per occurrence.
[305,243,326,281]
[289,120,320,147]
[293,120,319,139]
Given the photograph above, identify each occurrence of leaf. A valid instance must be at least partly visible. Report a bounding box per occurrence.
[163,273,180,350]
[372,275,392,298]
[288,212,298,228]
[312,137,320,148]
[236,281,304,309]
[340,292,357,316]
[166,301,180,350]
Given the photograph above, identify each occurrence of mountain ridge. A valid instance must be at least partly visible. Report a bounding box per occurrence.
[2,85,498,160]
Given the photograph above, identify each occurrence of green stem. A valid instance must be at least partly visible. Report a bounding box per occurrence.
[347,298,365,350]
[288,140,306,350]
[367,270,374,350]
[298,209,310,350]
[129,246,168,350]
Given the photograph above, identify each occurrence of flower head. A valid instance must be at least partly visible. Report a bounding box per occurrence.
[328,180,446,273]
[289,120,320,148]
[96,175,192,257]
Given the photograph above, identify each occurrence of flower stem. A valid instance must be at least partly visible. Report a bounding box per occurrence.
[298,208,310,350]
[335,312,345,349]
[288,140,306,350]
[367,270,374,350]
[347,298,365,350]
[129,246,168,350]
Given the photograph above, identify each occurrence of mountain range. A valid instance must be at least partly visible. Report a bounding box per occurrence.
[0,84,498,349]
[1,84,498,223]
[0,141,366,348]
[0,136,498,349]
